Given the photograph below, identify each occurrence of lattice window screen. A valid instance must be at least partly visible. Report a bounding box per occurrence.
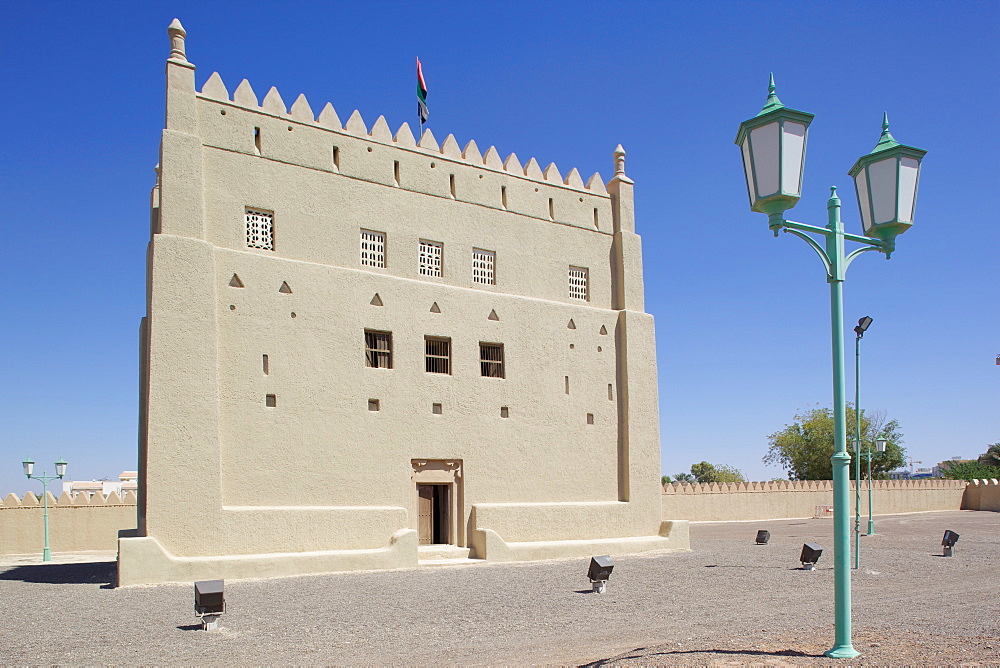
[569,266,589,300]
[419,240,443,277]
[361,229,385,268]
[246,209,274,250]
[472,249,495,285]
[479,343,504,378]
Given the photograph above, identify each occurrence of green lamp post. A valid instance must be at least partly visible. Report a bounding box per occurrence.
[22,457,68,562]
[736,76,925,659]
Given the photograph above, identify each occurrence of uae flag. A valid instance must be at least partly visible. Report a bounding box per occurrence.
[416,57,428,123]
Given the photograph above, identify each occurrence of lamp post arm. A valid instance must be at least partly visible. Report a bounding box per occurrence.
[844,246,885,272]
[779,228,834,278]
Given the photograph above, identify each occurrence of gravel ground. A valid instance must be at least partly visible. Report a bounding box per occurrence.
[0,510,997,666]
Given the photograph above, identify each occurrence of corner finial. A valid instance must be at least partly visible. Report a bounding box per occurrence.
[759,73,784,115]
[168,18,187,62]
[614,144,626,176]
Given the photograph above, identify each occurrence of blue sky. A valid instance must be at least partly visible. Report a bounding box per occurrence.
[2,1,997,495]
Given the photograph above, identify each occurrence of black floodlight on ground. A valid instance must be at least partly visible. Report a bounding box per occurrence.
[194,579,225,630]
[800,543,823,570]
[942,530,960,557]
[756,530,770,545]
[588,555,614,593]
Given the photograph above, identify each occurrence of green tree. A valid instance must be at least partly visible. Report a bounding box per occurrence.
[977,443,1000,467]
[673,472,695,482]
[689,461,746,483]
[942,460,1000,481]
[661,475,672,485]
[763,404,905,480]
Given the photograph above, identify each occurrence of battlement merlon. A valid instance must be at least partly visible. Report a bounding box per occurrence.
[160,19,637,211]
[159,19,643,305]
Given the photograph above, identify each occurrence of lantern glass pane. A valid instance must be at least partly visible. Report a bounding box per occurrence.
[780,121,806,196]
[750,122,780,198]
[868,156,898,225]
[897,156,920,223]
[854,171,872,233]
[740,137,756,207]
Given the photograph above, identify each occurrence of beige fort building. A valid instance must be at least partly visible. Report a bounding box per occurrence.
[116,20,689,586]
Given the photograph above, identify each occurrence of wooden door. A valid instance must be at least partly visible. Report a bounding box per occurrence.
[418,484,434,545]
[433,484,450,545]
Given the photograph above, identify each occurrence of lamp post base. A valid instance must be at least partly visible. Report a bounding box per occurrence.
[42,548,51,562]
[825,645,861,659]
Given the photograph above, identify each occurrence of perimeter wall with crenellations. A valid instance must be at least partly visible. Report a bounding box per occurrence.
[662,478,1000,522]
[2,480,997,556]
[0,491,137,556]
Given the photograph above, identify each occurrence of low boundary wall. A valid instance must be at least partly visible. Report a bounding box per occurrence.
[662,479,999,522]
[1,491,137,556]
[4,480,997,556]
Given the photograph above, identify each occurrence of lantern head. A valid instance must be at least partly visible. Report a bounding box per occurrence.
[848,113,926,243]
[735,74,815,216]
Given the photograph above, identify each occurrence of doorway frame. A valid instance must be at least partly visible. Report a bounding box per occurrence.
[411,459,463,547]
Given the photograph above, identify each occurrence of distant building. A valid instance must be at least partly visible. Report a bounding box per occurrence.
[62,471,138,498]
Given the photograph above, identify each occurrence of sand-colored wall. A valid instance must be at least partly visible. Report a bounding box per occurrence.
[0,491,137,556]
[661,479,979,522]
[961,478,1000,512]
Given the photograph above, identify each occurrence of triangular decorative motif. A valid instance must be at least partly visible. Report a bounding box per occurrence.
[567,319,576,330]
[599,325,608,335]
[370,293,383,306]
[488,309,499,321]
[278,281,292,294]
[229,273,244,288]
[430,302,441,313]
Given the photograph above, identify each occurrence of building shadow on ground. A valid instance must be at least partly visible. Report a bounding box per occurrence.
[580,646,822,666]
[0,561,116,587]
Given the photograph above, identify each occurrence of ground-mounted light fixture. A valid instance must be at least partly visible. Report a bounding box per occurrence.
[587,555,614,593]
[756,530,770,545]
[194,579,226,630]
[800,543,823,570]
[941,530,960,557]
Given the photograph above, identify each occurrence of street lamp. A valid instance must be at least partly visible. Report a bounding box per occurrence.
[736,75,926,660]
[853,315,873,571]
[866,438,887,535]
[22,457,68,562]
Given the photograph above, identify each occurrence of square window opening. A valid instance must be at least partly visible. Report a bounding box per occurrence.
[480,342,504,378]
[365,330,393,368]
[425,336,451,374]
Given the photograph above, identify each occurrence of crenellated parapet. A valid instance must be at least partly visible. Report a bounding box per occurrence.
[1,490,138,507]
[160,19,625,245]
[196,70,610,196]
[661,479,969,494]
